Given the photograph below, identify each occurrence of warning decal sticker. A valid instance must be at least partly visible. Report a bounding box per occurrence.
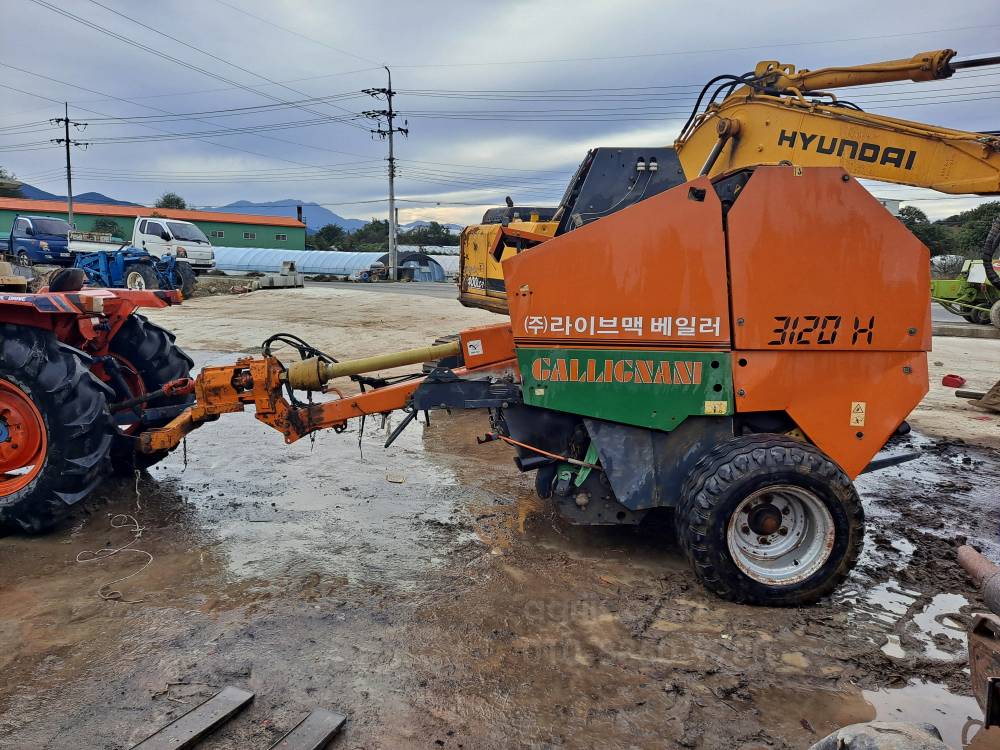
[850,401,867,427]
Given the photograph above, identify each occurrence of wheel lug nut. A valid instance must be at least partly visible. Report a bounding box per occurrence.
[778,527,788,536]
[741,524,750,534]
[758,536,769,545]
[781,507,790,515]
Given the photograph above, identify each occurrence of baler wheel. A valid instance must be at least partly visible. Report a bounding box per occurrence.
[0,324,115,533]
[990,300,1000,329]
[676,434,863,606]
[108,313,194,473]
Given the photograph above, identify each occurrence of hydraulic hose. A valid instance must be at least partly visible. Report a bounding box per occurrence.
[983,215,1000,289]
[958,545,1000,615]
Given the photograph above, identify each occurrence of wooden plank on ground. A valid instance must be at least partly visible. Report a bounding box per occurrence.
[268,708,347,750]
[131,685,254,750]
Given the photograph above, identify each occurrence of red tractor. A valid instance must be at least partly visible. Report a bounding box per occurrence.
[0,270,194,531]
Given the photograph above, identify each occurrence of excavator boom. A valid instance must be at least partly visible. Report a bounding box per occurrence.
[675,49,1000,194]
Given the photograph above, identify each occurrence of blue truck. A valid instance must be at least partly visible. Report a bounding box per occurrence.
[6,214,74,266]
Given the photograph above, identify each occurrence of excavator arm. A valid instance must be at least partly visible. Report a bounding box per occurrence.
[674,50,1000,194]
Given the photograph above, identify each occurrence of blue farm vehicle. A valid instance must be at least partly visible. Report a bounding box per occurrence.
[73,247,196,298]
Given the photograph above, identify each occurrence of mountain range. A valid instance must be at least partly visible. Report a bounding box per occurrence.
[213,199,462,234]
[13,184,461,233]
[18,183,142,207]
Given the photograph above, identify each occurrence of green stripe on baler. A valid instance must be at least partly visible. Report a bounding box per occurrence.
[517,348,733,431]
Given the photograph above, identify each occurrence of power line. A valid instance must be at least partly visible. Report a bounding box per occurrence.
[81,0,369,132]
[387,23,1000,68]
[393,78,1000,105]
[4,84,993,146]
[24,0,369,134]
[391,69,1000,98]
[58,66,384,109]
[70,115,366,145]
[400,158,568,174]
[79,92,369,124]
[0,61,377,172]
[209,0,381,66]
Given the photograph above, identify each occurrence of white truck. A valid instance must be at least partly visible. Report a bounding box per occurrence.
[70,216,216,272]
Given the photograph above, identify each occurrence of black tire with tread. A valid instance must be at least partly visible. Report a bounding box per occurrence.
[109,313,194,473]
[126,263,159,290]
[173,261,197,298]
[963,308,991,325]
[0,324,115,533]
[990,300,1000,329]
[675,434,864,606]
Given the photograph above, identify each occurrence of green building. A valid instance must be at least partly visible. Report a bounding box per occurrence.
[0,198,306,249]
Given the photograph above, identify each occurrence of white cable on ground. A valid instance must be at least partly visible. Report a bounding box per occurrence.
[75,514,153,603]
[75,471,154,603]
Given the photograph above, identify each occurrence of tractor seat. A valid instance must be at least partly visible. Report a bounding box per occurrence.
[47,267,87,292]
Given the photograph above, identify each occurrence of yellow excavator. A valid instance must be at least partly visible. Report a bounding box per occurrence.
[458,49,1000,314]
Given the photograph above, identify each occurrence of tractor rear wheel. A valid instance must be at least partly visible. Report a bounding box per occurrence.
[676,434,863,606]
[174,261,197,298]
[125,264,159,291]
[108,314,194,473]
[0,324,115,532]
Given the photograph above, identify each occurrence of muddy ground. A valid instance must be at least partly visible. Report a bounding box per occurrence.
[1,287,999,749]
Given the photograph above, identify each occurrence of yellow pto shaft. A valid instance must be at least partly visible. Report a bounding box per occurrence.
[284,340,461,390]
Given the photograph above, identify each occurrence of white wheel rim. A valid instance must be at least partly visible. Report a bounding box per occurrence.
[726,485,835,586]
[127,271,146,289]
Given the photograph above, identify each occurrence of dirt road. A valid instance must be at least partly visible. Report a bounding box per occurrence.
[1,286,998,749]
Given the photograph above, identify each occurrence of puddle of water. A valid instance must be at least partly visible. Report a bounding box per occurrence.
[758,681,996,749]
[882,633,906,659]
[863,680,992,749]
[911,592,970,661]
[753,686,877,742]
[893,537,916,557]
[856,581,920,627]
[852,582,969,662]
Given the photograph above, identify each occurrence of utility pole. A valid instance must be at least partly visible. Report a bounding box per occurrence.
[363,67,408,281]
[50,103,87,227]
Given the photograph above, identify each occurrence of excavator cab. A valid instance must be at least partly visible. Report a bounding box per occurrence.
[458,147,687,314]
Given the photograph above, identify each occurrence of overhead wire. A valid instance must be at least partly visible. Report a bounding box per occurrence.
[26,0,371,133]
[384,23,1000,68]
[209,0,381,67]
[0,61,378,174]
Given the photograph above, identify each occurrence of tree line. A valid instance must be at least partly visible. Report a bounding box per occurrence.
[307,219,459,252]
[898,202,1000,258]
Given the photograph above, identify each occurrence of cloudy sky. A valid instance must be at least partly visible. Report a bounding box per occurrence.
[1,0,998,225]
